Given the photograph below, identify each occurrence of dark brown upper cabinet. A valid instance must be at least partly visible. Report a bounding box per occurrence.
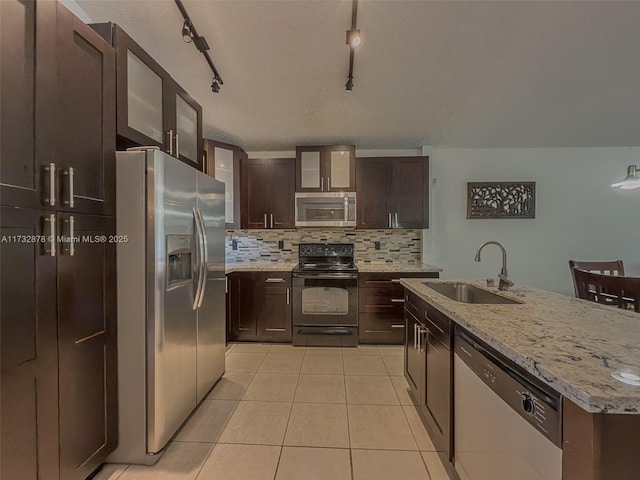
[356,156,429,229]
[56,7,116,217]
[90,23,203,170]
[1,3,115,217]
[204,139,243,229]
[241,157,295,229]
[296,145,356,192]
[1,0,56,211]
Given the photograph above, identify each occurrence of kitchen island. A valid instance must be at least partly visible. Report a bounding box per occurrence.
[401,278,640,480]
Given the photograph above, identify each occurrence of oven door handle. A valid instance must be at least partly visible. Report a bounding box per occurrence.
[295,328,354,336]
[293,273,358,280]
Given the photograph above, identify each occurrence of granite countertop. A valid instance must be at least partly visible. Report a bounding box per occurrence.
[225,261,298,273]
[400,278,640,414]
[226,261,442,274]
[356,262,443,273]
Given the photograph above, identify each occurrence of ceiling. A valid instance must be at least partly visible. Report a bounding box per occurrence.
[76,0,640,151]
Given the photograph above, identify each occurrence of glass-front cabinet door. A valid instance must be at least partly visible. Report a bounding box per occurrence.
[176,94,198,165]
[329,150,351,190]
[300,151,321,190]
[214,146,234,224]
[126,50,164,144]
[296,145,355,192]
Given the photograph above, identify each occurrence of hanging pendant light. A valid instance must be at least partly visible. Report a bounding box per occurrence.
[611,165,640,189]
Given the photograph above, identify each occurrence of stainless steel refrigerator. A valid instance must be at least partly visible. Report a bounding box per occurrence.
[109,149,226,464]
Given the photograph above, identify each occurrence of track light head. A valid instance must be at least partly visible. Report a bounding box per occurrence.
[182,22,192,43]
[345,77,354,92]
[211,78,220,94]
[346,29,362,48]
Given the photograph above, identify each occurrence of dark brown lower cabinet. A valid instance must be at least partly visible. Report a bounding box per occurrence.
[0,207,59,480]
[358,272,438,344]
[403,290,453,462]
[228,272,292,342]
[57,214,117,480]
[0,209,117,480]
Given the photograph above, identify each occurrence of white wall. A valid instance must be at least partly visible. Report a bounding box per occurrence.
[59,0,92,23]
[424,147,640,296]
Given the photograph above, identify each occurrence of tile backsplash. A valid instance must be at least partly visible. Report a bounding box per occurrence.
[226,229,422,264]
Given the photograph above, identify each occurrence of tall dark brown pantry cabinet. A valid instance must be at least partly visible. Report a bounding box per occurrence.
[1,2,117,480]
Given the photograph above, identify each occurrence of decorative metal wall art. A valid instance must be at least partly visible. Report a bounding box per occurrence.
[467,182,536,219]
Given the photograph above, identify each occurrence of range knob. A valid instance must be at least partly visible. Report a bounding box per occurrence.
[521,393,536,415]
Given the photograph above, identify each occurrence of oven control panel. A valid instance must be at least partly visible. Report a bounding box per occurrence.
[299,243,354,258]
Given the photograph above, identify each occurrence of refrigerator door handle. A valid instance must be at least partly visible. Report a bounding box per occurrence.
[193,208,205,310]
[196,208,208,308]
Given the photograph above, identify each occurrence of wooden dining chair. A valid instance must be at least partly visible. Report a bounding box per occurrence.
[568,260,625,297]
[572,269,640,313]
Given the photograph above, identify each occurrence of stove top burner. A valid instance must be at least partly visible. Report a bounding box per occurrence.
[295,243,357,273]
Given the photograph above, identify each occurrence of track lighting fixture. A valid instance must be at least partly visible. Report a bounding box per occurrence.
[346,29,362,48]
[211,77,220,94]
[345,0,360,92]
[182,21,192,43]
[345,76,354,92]
[175,0,223,93]
[611,165,640,189]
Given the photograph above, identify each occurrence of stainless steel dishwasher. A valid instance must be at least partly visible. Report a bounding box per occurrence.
[454,329,562,480]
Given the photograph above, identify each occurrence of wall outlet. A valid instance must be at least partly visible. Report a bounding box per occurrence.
[278,240,284,250]
[374,241,381,250]
[232,239,238,250]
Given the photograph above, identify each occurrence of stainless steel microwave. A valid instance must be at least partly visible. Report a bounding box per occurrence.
[295,192,356,227]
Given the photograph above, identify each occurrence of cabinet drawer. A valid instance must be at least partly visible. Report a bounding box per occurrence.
[255,272,291,286]
[359,313,405,344]
[404,291,426,319]
[359,287,404,314]
[359,272,438,288]
[424,304,451,343]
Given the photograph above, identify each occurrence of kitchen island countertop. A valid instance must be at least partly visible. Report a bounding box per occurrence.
[400,278,640,414]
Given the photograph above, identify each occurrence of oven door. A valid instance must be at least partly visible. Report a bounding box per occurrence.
[292,273,358,326]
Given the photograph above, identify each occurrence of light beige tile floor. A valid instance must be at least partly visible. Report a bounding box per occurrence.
[94,344,450,480]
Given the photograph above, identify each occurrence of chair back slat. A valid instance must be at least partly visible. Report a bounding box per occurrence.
[569,260,625,297]
[573,269,640,313]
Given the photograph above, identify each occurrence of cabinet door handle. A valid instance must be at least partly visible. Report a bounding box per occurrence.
[413,323,418,350]
[43,163,56,206]
[265,278,286,283]
[264,213,267,228]
[286,288,290,305]
[63,167,74,208]
[175,133,179,157]
[167,129,173,155]
[391,298,405,303]
[388,213,392,228]
[321,177,324,192]
[391,324,404,329]
[394,212,398,228]
[391,279,401,283]
[270,213,274,228]
[43,214,56,257]
[327,176,331,191]
[265,328,286,332]
[68,215,75,256]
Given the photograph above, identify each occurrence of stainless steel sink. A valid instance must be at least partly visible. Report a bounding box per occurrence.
[423,282,523,305]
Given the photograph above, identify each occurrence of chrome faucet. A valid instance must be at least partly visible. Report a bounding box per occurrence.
[474,241,514,291]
